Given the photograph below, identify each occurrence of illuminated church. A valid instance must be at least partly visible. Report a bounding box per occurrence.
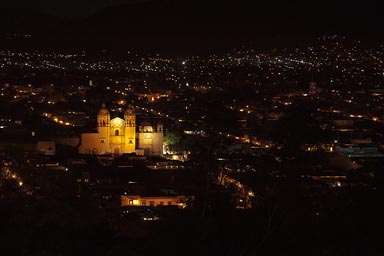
[79,104,163,156]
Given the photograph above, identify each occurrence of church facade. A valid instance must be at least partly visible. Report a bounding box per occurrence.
[79,105,163,156]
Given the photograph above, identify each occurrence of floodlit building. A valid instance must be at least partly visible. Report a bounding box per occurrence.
[79,104,163,156]
[121,195,192,208]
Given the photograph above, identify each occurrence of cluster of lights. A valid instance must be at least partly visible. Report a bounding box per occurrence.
[1,161,24,189]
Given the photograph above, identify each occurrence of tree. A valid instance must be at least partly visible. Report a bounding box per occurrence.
[163,131,182,153]
[273,100,323,155]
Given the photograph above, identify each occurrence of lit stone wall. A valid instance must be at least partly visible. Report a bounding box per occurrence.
[79,133,101,154]
[137,132,163,156]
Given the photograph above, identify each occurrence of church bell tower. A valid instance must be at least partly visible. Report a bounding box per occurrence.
[97,104,110,153]
[124,107,136,153]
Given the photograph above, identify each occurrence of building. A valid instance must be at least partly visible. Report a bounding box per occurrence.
[121,195,192,208]
[36,141,56,155]
[79,104,163,156]
[137,121,164,156]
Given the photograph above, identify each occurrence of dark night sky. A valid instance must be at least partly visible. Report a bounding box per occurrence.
[1,0,383,53]
[0,0,381,19]
[1,0,382,33]
[1,0,145,16]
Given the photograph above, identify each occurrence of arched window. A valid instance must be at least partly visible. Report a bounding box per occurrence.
[115,129,119,136]
[102,120,106,126]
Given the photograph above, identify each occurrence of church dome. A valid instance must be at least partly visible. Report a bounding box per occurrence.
[99,104,110,115]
